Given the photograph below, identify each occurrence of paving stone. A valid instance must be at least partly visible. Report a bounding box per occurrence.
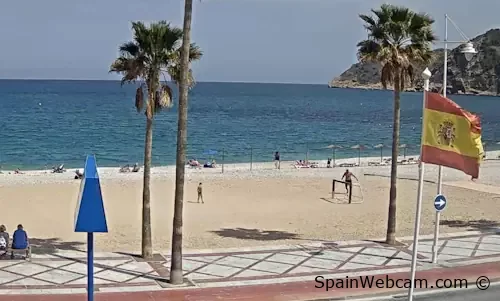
[38,260,75,269]
[61,262,103,274]
[187,272,223,280]
[99,285,162,293]
[187,256,224,263]
[6,278,53,286]
[266,253,309,265]
[126,276,158,283]
[33,269,81,284]
[179,259,207,271]
[95,260,131,268]
[3,262,52,276]
[116,262,154,274]
[235,269,277,278]
[412,244,435,254]
[361,247,398,258]
[340,247,363,253]
[481,236,500,244]
[214,256,257,269]
[195,264,241,278]
[475,250,500,257]
[350,254,388,266]
[251,261,294,274]
[477,243,500,252]
[232,253,273,260]
[439,247,473,257]
[301,257,342,270]
[66,277,113,285]
[452,236,482,243]
[339,262,377,270]
[93,269,137,283]
[392,251,413,260]
[0,261,21,269]
[437,254,466,261]
[385,259,411,266]
[0,271,24,284]
[445,240,477,249]
[282,250,313,257]
[288,265,332,274]
[314,250,354,261]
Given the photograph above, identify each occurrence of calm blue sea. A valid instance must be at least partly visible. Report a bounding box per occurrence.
[1,80,499,169]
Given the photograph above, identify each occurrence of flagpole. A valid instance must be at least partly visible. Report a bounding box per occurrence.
[408,67,432,301]
[432,14,448,264]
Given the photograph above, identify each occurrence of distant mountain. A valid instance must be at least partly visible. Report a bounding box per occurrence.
[329,29,500,96]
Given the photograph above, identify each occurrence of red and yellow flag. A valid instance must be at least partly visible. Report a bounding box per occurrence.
[421,92,484,178]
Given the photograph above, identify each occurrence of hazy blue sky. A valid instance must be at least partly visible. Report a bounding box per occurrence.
[1,0,499,84]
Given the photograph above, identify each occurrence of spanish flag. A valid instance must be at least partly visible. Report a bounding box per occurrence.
[421,92,484,178]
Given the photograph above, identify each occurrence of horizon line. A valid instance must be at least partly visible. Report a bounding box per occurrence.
[0,78,326,85]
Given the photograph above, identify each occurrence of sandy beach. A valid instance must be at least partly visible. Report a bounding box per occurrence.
[1,152,500,253]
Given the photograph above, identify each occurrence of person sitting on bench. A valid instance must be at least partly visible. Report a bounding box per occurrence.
[12,224,30,258]
[0,225,9,255]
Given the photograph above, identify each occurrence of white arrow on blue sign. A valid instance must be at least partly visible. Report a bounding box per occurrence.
[434,194,447,211]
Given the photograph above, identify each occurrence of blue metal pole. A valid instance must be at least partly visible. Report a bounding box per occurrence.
[87,232,94,301]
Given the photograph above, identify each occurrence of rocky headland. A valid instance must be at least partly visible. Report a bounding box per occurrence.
[330,29,500,96]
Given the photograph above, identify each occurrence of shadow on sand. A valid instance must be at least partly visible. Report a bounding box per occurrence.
[440,219,500,233]
[210,228,299,241]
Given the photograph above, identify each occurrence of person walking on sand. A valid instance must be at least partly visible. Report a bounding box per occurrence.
[274,151,280,169]
[197,183,204,204]
[341,169,358,194]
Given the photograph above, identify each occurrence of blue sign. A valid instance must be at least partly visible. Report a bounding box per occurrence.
[74,155,108,233]
[434,194,447,212]
[74,155,108,301]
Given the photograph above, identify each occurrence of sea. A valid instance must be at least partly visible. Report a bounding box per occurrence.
[1,80,499,169]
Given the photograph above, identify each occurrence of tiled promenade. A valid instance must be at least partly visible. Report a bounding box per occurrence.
[1,231,500,300]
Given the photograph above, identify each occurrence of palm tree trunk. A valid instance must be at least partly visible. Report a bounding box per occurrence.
[386,71,401,245]
[170,0,193,285]
[142,104,154,259]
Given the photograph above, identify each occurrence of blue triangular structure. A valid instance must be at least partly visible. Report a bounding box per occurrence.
[74,155,108,233]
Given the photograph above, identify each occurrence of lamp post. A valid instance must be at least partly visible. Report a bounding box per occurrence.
[408,67,432,301]
[432,14,478,265]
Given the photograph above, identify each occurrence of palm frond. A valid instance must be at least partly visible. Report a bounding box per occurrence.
[111,20,203,115]
[357,4,436,90]
[119,42,140,57]
[135,86,144,112]
[380,64,393,89]
[188,43,203,61]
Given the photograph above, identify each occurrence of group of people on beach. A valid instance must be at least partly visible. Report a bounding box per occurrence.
[0,224,29,258]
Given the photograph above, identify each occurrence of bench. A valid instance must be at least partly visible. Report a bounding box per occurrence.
[4,246,31,261]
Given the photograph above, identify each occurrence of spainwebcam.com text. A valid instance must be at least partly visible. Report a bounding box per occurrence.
[315,275,491,291]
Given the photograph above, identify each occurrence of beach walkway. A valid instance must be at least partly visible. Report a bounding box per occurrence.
[1,231,500,300]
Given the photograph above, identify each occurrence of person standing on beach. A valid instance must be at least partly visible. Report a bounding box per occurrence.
[341,169,358,194]
[197,183,204,204]
[274,151,280,169]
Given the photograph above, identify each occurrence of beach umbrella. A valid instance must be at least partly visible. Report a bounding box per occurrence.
[350,144,365,166]
[324,144,343,165]
[374,144,384,162]
[399,144,408,159]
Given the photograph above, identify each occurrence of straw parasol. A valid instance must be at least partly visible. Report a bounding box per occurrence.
[373,143,384,162]
[324,144,343,165]
[350,144,365,165]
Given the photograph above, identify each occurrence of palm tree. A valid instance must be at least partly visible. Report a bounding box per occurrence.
[357,5,436,244]
[109,21,201,259]
[170,0,195,285]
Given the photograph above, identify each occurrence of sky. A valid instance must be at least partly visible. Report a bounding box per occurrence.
[1,0,500,84]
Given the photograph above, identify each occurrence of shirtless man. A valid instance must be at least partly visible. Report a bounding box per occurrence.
[341,169,358,193]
